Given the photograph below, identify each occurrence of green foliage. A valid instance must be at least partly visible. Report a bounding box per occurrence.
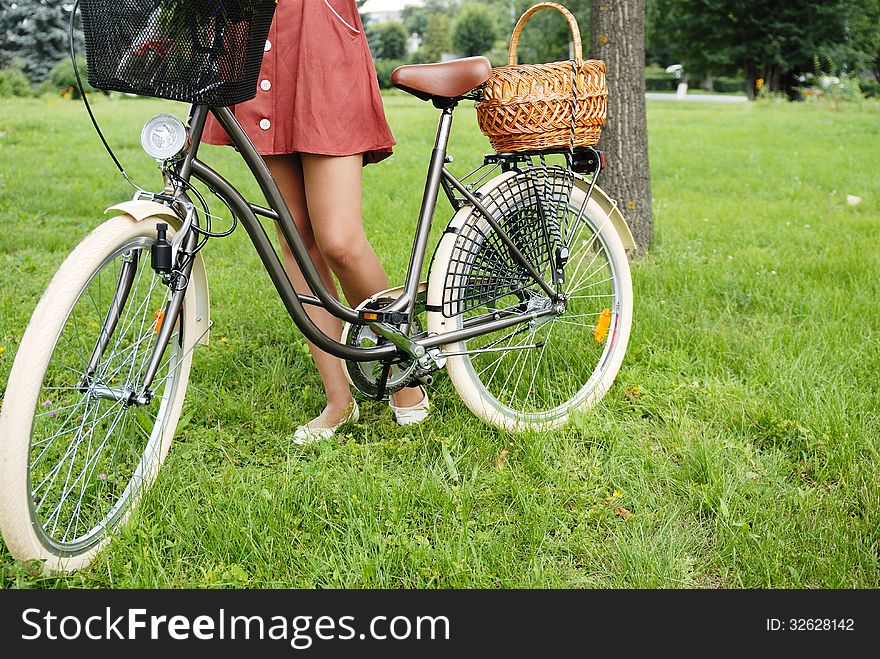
[422,12,452,62]
[374,58,405,90]
[0,63,33,98]
[395,0,589,64]
[860,78,880,97]
[504,0,590,64]
[401,4,430,38]
[373,21,409,61]
[407,49,428,65]
[452,3,497,57]
[2,96,880,588]
[48,57,95,99]
[712,76,747,94]
[0,0,79,83]
[824,0,880,79]
[400,0,458,43]
[645,64,677,91]
[646,0,880,98]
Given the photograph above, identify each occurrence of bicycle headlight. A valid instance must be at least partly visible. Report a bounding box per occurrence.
[141,114,189,161]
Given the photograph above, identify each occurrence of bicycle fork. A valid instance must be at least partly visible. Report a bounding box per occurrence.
[77,225,198,407]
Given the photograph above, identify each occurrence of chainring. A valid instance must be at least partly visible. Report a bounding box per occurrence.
[343,298,423,400]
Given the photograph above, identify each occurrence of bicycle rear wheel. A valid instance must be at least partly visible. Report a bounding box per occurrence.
[0,216,195,572]
[432,172,632,430]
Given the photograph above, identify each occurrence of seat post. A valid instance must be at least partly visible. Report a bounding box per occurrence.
[385,104,455,324]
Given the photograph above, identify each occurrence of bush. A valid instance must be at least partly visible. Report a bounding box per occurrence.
[484,44,509,68]
[645,64,676,91]
[373,22,409,61]
[49,57,96,99]
[645,75,677,91]
[375,59,405,90]
[859,79,880,99]
[407,49,428,65]
[713,76,746,94]
[643,65,745,94]
[796,73,864,106]
[0,64,34,98]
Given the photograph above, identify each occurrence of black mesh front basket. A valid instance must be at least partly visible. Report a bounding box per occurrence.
[80,0,277,106]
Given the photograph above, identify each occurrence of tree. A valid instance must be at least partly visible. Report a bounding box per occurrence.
[592,0,654,252]
[452,3,497,57]
[423,12,452,62]
[374,21,409,60]
[646,0,880,98]
[402,5,431,39]
[834,0,880,81]
[0,0,75,83]
[508,0,591,64]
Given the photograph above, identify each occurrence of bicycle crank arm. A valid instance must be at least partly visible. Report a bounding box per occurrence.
[367,322,426,360]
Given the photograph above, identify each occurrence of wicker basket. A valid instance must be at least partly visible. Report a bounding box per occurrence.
[476,2,607,153]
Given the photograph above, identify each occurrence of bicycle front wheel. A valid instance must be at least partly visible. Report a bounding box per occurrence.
[433,173,633,430]
[0,216,195,572]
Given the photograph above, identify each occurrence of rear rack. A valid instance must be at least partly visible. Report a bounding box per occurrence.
[484,147,605,175]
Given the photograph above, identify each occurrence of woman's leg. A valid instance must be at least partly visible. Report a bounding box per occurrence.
[299,153,424,408]
[264,154,355,425]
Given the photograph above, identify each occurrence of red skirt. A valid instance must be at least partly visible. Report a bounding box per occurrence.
[202,0,395,164]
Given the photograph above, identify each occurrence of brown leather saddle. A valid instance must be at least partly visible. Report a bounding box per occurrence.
[391,56,492,104]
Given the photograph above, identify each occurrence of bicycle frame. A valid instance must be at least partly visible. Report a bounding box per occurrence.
[169,102,559,365]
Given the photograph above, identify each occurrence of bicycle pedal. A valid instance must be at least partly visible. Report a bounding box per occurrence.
[358,309,408,325]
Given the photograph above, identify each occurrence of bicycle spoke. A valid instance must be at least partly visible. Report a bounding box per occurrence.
[64,399,132,542]
[34,400,85,419]
[24,232,191,554]
[527,323,554,411]
[568,263,612,296]
[32,397,105,497]
[48,399,127,537]
[43,395,104,534]
[445,168,628,423]
[30,394,92,467]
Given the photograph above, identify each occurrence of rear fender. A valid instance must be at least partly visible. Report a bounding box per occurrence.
[575,177,638,256]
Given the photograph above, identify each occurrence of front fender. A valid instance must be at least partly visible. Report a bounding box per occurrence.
[106,201,211,346]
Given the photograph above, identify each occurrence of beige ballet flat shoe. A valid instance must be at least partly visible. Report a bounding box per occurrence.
[292,400,359,445]
[389,387,430,426]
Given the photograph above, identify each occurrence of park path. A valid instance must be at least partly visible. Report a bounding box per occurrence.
[646,92,748,103]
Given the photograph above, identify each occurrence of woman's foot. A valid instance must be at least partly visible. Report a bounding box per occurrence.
[389,386,430,426]
[292,400,359,445]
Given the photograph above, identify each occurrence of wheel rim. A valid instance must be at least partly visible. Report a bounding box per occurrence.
[452,186,625,423]
[26,237,183,555]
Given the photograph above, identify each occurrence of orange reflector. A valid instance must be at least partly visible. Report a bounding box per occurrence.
[362,312,379,321]
[153,309,165,334]
[594,308,611,343]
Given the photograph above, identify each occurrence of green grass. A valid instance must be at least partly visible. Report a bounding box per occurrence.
[1,92,879,588]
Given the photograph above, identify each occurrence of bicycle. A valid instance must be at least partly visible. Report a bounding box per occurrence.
[0,0,635,572]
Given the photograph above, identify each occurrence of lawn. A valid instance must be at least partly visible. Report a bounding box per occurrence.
[1,92,879,588]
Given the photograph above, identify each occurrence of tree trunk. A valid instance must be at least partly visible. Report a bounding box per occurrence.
[590,0,653,254]
[701,73,714,92]
[744,61,757,100]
